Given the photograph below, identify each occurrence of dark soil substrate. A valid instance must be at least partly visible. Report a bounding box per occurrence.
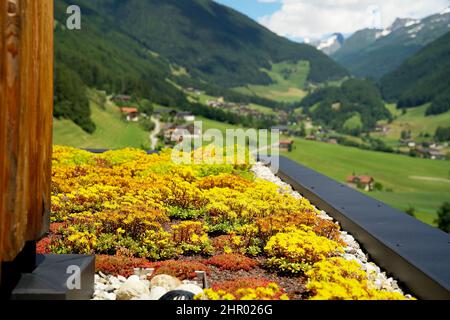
[180,256,308,300]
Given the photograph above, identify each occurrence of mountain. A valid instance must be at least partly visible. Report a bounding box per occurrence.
[54,0,349,132]
[314,33,345,55]
[380,31,450,115]
[83,0,348,87]
[332,9,450,79]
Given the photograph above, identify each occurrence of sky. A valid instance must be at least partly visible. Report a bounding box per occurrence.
[214,0,450,41]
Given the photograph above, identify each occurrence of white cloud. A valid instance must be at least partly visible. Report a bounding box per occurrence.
[258,0,450,40]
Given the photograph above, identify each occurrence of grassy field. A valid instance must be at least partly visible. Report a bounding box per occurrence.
[373,104,450,148]
[197,116,241,134]
[234,60,309,103]
[53,98,150,149]
[283,138,450,225]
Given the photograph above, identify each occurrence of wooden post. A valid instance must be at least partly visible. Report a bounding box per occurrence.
[0,0,53,282]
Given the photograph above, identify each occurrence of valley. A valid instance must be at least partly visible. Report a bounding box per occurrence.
[52,0,450,231]
[54,90,449,227]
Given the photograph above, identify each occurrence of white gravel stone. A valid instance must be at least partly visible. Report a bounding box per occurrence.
[116,276,150,300]
[95,282,107,291]
[109,277,122,290]
[150,274,182,291]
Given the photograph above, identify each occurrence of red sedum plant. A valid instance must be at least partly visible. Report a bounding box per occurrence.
[150,260,210,280]
[206,253,259,271]
[95,254,152,278]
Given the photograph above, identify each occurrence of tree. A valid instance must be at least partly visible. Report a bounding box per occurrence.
[405,206,416,218]
[138,99,154,116]
[426,92,450,116]
[435,126,450,142]
[373,182,383,192]
[54,63,95,133]
[299,122,306,137]
[435,202,450,233]
[401,130,411,140]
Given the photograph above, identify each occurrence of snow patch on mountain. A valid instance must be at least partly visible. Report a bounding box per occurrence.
[440,7,450,15]
[405,20,420,28]
[314,33,345,55]
[317,35,338,50]
[376,29,391,38]
[407,24,424,34]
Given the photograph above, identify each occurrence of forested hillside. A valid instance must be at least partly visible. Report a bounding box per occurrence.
[301,79,390,135]
[54,0,188,131]
[380,31,450,116]
[88,0,348,87]
[54,0,349,132]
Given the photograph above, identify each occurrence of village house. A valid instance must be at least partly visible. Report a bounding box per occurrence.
[176,112,196,122]
[112,94,132,103]
[279,140,294,152]
[400,139,416,148]
[326,138,338,145]
[206,100,222,108]
[120,107,140,122]
[271,125,290,136]
[346,175,375,192]
[413,147,446,160]
[186,87,203,95]
[428,149,446,160]
[154,109,178,119]
[163,123,201,144]
[375,125,389,134]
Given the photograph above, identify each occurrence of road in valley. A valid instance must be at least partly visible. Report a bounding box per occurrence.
[150,116,161,149]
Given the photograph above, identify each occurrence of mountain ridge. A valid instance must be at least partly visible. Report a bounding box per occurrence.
[332,9,450,79]
[81,0,348,87]
[380,31,450,115]
[54,0,349,132]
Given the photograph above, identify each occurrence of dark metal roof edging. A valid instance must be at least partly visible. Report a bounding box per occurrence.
[277,156,450,300]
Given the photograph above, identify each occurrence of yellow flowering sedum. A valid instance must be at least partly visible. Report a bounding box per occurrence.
[265,226,343,274]
[306,258,414,300]
[48,146,412,300]
[196,283,289,301]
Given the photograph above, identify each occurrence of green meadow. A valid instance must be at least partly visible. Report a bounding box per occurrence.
[283,137,450,225]
[53,99,150,150]
[373,104,450,149]
[234,60,309,103]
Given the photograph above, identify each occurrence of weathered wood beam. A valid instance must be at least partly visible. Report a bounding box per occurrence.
[0,0,53,281]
